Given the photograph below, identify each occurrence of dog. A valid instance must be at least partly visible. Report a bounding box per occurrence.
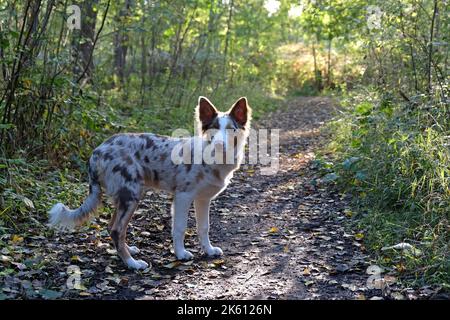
[49,96,251,270]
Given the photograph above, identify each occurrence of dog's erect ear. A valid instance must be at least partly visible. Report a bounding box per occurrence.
[229,97,250,127]
[197,96,218,125]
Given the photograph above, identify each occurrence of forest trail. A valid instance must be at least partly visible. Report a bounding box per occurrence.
[1,97,403,300]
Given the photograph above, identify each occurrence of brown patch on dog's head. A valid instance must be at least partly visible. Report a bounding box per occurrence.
[229,97,251,129]
[196,96,218,133]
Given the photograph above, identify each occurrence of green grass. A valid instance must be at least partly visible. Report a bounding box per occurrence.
[323,88,449,289]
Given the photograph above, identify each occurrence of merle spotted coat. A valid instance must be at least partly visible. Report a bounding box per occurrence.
[49,97,251,270]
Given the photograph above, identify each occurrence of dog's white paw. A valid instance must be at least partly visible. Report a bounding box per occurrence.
[127,245,140,255]
[205,246,223,257]
[176,249,194,261]
[126,258,149,270]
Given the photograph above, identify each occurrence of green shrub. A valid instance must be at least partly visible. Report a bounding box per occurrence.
[326,89,449,288]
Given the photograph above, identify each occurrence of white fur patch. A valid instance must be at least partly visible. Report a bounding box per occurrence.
[127,245,140,255]
[48,203,77,231]
[126,257,149,270]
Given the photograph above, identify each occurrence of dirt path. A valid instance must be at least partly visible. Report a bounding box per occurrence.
[1,97,402,300]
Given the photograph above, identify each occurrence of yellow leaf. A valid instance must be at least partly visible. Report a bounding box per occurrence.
[71,255,83,263]
[382,257,391,263]
[395,263,406,272]
[303,267,311,276]
[164,261,182,269]
[210,259,225,268]
[90,224,101,230]
[74,282,87,290]
[23,79,32,88]
[11,235,24,243]
[356,293,366,300]
[269,227,279,234]
[355,233,364,240]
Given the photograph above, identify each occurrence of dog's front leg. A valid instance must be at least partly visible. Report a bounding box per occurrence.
[194,197,223,257]
[171,192,195,260]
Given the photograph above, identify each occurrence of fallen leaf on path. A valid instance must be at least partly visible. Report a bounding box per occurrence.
[342,283,358,291]
[335,264,350,273]
[356,293,366,300]
[303,267,311,276]
[0,255,11,262]
[11,262,27,270]
[106,248,117,255]
[391,292,405,300]
[269,227,279,234]
[211,259,225,267]
[366,265,383,275]
[39,289,62,299]
[105,266,114,274]
[73,282,87,290]
[119,277,129,286]
[164,261,182,269]
[71,255,83,263]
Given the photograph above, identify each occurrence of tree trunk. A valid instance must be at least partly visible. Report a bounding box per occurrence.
[326,37,332,88]
[223,0,233,80]
[139,0,147,106]
[114,0,132,86]
[79,0,98,84]
[198,0,216,87]
[427,0,438,95]
[312,37,321,91]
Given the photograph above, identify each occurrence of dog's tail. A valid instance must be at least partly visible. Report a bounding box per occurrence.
[49,159,102,230]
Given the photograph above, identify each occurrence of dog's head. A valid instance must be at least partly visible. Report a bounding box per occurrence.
[195,96,252,153]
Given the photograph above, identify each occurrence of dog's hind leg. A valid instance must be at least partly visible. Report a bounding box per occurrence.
[107,209,117,233]
[194,197,223,257]
[110,188,148,270]
[108,210,139,255]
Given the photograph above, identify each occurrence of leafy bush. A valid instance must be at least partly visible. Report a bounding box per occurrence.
[326,89,449,288]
